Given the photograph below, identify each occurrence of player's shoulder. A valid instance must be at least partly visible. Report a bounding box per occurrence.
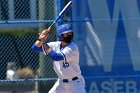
[68,42,78,49]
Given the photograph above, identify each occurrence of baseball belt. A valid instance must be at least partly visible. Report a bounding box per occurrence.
[63,76,78,82]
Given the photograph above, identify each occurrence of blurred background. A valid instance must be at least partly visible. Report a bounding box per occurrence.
[1,0,140,93]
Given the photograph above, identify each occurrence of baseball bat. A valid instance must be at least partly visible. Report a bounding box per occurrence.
[49,1,74,28]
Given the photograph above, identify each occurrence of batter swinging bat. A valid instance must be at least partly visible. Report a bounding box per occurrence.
[49,1,74,28]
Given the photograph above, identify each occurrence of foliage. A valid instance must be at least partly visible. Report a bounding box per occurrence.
[0,29,39,36]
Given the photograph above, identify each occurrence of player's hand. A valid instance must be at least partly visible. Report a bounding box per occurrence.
[38,28,51,42]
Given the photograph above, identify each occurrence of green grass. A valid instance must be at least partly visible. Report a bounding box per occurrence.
[0,29,39,36]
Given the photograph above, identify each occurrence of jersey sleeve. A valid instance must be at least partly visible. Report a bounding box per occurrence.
[31,43,43,52]
[42,41,64,61]
[47,50,64,61]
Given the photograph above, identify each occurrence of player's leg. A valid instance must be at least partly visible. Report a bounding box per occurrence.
[48,79,59,93]
[48,79,65,93]
[60,76,87,93]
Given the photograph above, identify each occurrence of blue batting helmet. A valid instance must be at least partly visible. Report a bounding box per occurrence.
[57,24,74,35]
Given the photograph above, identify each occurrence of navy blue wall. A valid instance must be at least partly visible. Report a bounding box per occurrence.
[71,0,140,92]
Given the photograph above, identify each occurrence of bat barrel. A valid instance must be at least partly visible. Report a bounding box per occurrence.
[49,1,74,29]
[59,1,73,16]
[55,1,73,23]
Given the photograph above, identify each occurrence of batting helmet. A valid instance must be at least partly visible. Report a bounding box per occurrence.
[57,24,74,43]
[57,24,74,35]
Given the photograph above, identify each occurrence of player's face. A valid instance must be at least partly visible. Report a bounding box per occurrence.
[63,32,73,37]
[59,32,73,44]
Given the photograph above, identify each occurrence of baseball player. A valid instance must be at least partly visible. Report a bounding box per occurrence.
[32,24,86,93]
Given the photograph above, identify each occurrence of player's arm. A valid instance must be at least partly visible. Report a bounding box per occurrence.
[31,28,64,61]
[33,42,64,61]
[32,28,51,52]
[31,43,43,52]
[42,43,64,61]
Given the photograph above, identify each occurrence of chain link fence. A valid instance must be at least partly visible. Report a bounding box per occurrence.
[0,0,64,92]
[1,0,140,93]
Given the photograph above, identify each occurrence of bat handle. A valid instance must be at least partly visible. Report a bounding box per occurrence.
[49,23,54,28]
[45,21,55,34]
[49,21,55,29]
